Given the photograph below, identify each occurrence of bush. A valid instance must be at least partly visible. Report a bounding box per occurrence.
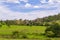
[0,23,2,27]
[12,31,20,38]
[19,31,28,39]
[45,23,60,37]
[21,34,28,38]
[12,31,28,39]
[43,22,50,26]
[45,31,55,37]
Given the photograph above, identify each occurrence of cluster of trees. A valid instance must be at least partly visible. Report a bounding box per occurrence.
[0,19,44,26]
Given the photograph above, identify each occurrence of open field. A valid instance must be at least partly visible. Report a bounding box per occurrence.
[0,25,46,38]
[0,25,60,40]
[0,25,46,35]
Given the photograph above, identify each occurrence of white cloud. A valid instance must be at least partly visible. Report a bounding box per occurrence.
[0,0,20,3]
[40,0,48,3]
[53,0,60,2]
[40,0,60,4]
[7,0,20,3]
[20,0,28,2]
[0,5,24,20]
[33,6,40,8]
[25,3,32,8]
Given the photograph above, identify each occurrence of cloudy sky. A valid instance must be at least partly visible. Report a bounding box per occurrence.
[0,0,60,20]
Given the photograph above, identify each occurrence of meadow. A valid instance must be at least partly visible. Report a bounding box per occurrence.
[0,25,46,38]
[0,25,60,40]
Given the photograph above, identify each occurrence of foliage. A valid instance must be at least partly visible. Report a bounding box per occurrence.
[45,23,60,37]
[0,23,2,27]
[0,25,46,39]
[12,31,20,38]
[0,13,60,39]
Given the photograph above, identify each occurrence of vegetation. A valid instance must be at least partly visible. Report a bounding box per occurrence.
[0,25,46,39]
[0,13,60,40]
[45,23,60,37]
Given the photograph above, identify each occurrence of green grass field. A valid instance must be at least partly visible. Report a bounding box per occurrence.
[0,25,46,34]
[0,25,60,40]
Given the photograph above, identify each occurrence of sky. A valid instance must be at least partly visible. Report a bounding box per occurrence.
[0,0,60,20]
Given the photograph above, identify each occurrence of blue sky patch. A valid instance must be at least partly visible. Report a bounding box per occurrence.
[2,0,58,13]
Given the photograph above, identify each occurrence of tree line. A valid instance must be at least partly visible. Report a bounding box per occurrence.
[0,13,60,26]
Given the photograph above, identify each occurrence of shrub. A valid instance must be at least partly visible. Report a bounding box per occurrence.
[0,23,2,27]
[19,31,28,39]
[6,23,11,27]
[21,34,28,38]
[45,23,60,37]
[45,31,55,37]
[12,31,28,39]
[12,31,20,38]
